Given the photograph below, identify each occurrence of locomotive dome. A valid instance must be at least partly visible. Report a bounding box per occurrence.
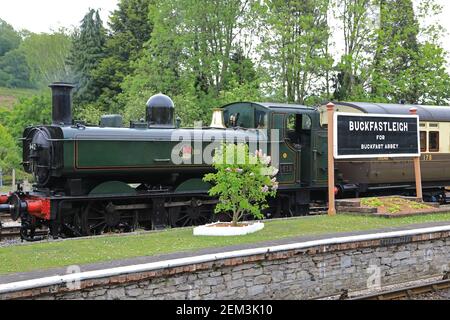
[146,93,175,128]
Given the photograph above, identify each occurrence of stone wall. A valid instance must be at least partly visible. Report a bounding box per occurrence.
[2,230,450,300]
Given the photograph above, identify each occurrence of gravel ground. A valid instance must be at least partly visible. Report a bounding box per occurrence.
[320,276,448,300]
[407,288,450,300]
[0,239,23,248]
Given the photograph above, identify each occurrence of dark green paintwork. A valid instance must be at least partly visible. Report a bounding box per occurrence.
[175,179,212,192]
[89,181,137,195]
[57,102,328,192]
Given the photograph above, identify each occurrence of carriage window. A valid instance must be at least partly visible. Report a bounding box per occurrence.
[420,131,427,152]
[429,132,439,152]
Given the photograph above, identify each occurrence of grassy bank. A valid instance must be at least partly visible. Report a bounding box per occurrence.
[1,213,450,275]
[0,87,40,109]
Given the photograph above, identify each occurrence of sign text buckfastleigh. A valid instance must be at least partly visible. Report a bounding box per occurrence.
[334,113,420,159]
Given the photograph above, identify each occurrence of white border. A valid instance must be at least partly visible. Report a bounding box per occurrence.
[333,112,420,160]
[193,222,265,236]
[0,224,449,294]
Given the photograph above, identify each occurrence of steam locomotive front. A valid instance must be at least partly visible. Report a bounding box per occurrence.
[23,83,72,187]
[0,83,72,228]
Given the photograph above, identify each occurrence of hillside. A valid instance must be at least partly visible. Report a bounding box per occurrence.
[0,87,39,109]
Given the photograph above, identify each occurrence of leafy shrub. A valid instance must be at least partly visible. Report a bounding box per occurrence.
[204,143,278,226]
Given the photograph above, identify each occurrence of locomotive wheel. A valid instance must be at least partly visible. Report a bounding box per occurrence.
[168,198,213,228]
[59,209,83,238]
[81,201,138,236]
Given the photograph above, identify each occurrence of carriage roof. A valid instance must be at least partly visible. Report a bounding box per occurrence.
[336,102,450,122]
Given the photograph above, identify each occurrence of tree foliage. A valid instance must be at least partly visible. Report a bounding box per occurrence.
[257,0,333,104]
[121,0,260,125]
[91,0,155,113]
[0,19,21,57]
[333,0,378,101]
[0,124,21,174]
[0,49,33,88]
[372,0,420,103]
[67,9,107,106]
[20,30,72,88]
[0,94,52,145]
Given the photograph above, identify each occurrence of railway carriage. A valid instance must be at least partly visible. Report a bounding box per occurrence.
[2,82,450,241]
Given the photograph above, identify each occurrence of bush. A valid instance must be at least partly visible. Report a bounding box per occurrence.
[204,143,279,226]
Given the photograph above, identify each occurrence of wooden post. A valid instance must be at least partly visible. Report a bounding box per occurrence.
[409,108,423,201]
[12,169,16,192]
[327,102,336,216]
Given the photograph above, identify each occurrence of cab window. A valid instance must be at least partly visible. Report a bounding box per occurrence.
[286,114,312,149]
[255,110,267,129]
[429,132,439,152]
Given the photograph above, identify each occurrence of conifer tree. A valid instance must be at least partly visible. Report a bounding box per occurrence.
[92,0,155,112]
[67,9,107,105]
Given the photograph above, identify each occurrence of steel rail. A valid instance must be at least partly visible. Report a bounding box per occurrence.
[0,226,48,241]
[351,278,450,300]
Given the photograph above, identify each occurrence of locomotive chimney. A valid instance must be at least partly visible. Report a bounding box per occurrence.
[49,82,75,126]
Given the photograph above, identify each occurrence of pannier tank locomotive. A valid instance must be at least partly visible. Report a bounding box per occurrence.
[1,83,450,241]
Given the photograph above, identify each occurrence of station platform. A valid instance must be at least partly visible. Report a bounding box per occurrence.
[1,220,450,286]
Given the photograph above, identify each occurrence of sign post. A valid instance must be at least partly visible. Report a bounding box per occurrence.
[409,108,423,200]
[327,102,336,216]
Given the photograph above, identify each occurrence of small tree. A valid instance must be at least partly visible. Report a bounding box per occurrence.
[203,143,279,226]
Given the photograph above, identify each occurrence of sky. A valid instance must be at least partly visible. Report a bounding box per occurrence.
[1,0,450,54]
[0,0,120,32]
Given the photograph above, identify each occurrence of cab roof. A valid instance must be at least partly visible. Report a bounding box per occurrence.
[223,102,316,113]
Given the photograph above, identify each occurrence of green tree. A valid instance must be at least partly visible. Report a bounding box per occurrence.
[0,49,33,88]
[122,0,260,125]
[372,0,420,102]
[0,124,21,174]
[204,144,278,226]
[370,0,450,104]
[333,0,378,101]
[67,9,107,106]
[20,30,72,88]
[398,43,450,105]
[0,19,21,57]
[92,0,155,113]
[257,0,333,104]
[0,94,52,144]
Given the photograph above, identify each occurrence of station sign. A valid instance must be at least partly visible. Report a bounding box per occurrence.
[334,113,420,159]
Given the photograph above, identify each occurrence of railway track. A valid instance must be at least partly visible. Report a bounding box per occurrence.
[0,213,10,223]
[351,278,450,300]
[0,225,48,241]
